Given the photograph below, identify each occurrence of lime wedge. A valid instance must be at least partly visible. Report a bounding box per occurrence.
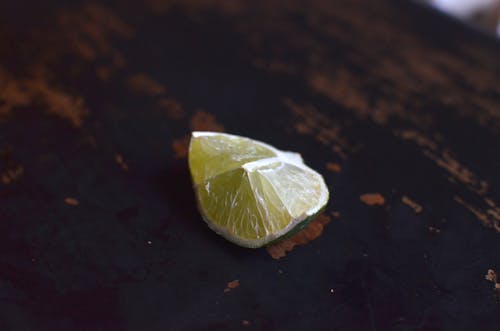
[188,131,329,248]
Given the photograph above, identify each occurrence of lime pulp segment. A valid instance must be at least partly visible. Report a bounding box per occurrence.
[188,131,329,248]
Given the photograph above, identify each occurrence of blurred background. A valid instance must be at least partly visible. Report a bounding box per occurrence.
[420,0,500,36]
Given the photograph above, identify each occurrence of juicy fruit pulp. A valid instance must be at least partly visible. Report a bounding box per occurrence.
[188,132,329,248]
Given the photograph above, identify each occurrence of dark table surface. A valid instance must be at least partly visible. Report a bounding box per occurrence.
[1,0,500,330]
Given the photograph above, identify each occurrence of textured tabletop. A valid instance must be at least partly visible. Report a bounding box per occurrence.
[1,0,499,330]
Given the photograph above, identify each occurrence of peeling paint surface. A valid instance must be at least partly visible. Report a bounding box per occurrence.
[266,214,331,259]
[0,0,499,330]
[360,193,386,206]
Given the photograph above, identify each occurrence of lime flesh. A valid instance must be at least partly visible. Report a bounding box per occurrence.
[188,131,329,248]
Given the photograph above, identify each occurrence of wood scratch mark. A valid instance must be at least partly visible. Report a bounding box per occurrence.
[401,195,423,214]
[454,196,500,232]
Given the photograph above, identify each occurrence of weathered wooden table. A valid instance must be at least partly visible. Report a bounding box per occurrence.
[1,0,499,329]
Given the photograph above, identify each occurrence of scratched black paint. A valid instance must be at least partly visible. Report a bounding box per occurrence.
[0,1,499,330]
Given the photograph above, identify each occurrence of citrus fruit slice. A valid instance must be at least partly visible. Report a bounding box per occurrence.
[188,131,329,248]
